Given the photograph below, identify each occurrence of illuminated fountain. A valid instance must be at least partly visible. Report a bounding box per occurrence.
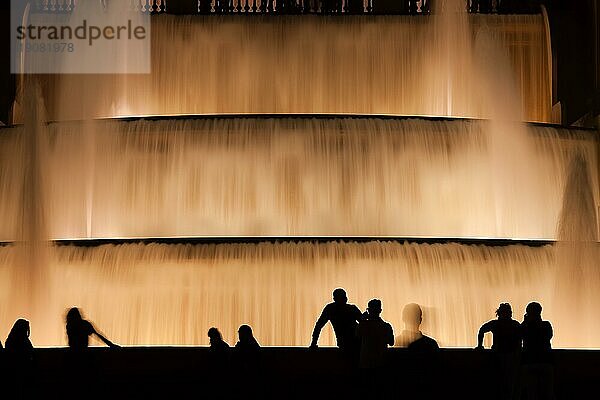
[1,1,598,348]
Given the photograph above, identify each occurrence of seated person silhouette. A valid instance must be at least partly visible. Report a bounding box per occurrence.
[476,302,521,352]
[66,307,119,350]
[233,325,261,396]
[5,318,34,358]
[395,303,439,351]
[5,319,34,397]
[520,302,554,400]
[208,327,230,352]
[357,299,394,369]
[310,288,362,351]
[235,324,260,352]
[207,326,231,390]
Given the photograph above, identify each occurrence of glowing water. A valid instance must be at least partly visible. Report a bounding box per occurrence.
[0,115,598,347]
[0,240,563,347]
[0,118,596,241]
[15,14,551,122]
[3,8,598,348]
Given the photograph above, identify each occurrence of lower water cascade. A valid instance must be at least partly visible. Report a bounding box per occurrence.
[0,239,599,348]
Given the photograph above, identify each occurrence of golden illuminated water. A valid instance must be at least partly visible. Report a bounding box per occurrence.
[0,240,599,348]
[15,14,552,122]
[0,118,596,241]
[3,6,599,348]
[0,116,598,347]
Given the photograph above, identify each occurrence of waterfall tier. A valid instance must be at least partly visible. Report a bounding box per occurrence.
[16,14,552,122]
[0,116,596,241]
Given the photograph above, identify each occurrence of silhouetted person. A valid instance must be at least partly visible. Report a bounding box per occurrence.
[520,302,554,400]
[233,325,262,397]
[477,303,521,352]
[311,288,363,352]
[477,303,521,400]
[357,299,393,399]
[235,324,260,353]
[66,307,119,350]
[209,327,230,352]
[396,304,440,398]
[396,303,439,351]
[207,327,231,398]
[5,319,33,357]
[357,299,394,368]
[5,319,34,398]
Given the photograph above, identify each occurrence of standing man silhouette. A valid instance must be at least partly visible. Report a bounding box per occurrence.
[357,299,394,399]
[357,299,394,368]
[310,288,362,351]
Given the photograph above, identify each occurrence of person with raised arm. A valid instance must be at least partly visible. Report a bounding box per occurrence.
[357,299,394,368]
[476,303,521,400]
[476,302,521,352]
[66,307,119,350]
[310,288,363,352]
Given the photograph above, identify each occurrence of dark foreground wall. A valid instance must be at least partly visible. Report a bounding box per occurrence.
[1,347,598,399]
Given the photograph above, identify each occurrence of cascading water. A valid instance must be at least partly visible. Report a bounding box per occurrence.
[2,3,598,347]
[0,114,597,347]
[0,239,560,346]
[0,118,596,241]
[14,13,552,122]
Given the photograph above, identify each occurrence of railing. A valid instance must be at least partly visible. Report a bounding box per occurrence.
[30,0,168,13]
[467,0,542,14]
[29,0,542,15]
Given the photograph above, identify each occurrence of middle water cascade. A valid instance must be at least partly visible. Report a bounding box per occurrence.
[0,117,596,241]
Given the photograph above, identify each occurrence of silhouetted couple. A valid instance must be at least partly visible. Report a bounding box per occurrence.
[312,289,395,399]
[207,325,260,398]
[208,324,260,353]
[311,289,395,362]
[477,302,554,400]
